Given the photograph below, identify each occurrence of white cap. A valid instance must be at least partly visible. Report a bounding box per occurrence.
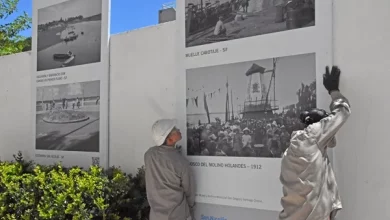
[152,119,177,146]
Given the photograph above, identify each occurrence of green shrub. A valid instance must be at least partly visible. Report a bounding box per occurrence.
[0,151,149,220]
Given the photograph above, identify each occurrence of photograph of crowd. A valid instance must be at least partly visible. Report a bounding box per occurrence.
[186,53,316,158]
[37,0,102,71]
[36,81,100,152]
[185,0,315,47]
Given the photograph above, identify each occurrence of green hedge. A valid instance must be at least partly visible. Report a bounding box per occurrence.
[0,151,149,220]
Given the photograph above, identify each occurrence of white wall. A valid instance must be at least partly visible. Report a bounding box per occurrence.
[333,0,390,219]
[0,52,32,161]
[109,22,177,174]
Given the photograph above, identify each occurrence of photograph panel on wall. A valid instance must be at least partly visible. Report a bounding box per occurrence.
[36,80,101,152]
[185,0,315,47]
[37,0,102,71]
[186,53,316,158]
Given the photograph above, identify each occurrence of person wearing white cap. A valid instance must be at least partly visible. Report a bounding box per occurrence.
[241,127,252,148]
[144,119,195,220]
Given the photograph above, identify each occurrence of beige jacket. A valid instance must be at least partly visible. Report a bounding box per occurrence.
[279,91,351,220]
[145,145,195,220]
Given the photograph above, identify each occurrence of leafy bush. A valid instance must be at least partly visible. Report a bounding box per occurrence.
[0,151,149,220]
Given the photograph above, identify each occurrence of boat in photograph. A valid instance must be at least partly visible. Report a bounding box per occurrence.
[53,53,72,60]
[62,55,76,67]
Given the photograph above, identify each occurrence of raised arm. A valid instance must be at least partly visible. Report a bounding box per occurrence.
[309,91,351,147]
[308,66,351,147]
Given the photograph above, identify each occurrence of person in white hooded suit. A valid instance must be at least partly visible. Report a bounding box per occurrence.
[279,66,351,220]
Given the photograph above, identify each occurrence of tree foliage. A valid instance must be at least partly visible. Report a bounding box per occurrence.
[0,0,32,56]
[0,151,150,220]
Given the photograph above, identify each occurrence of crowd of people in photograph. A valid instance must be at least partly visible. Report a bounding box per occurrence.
[38,96,100,112]
[187,115,304,158]
[187,81,316,158]
[40,97,83,111]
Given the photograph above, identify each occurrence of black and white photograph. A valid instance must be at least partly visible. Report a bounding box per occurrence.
[36,80,101,152]
[37,0,102,71]
[185,0,315,47]
[186,53,316,158]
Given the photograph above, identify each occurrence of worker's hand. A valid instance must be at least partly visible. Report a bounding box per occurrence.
[323,66,340,94]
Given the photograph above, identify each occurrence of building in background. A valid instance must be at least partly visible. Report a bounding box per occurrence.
[159,2,176,23]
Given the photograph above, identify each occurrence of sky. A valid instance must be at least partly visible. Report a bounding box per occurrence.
[186,53,316,115]
[1,0,172,36]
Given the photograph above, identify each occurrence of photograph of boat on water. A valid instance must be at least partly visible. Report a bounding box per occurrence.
[35,80,101,152]
[186,53,316,158]
[37,0,102,71]
[185,0,315,47]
